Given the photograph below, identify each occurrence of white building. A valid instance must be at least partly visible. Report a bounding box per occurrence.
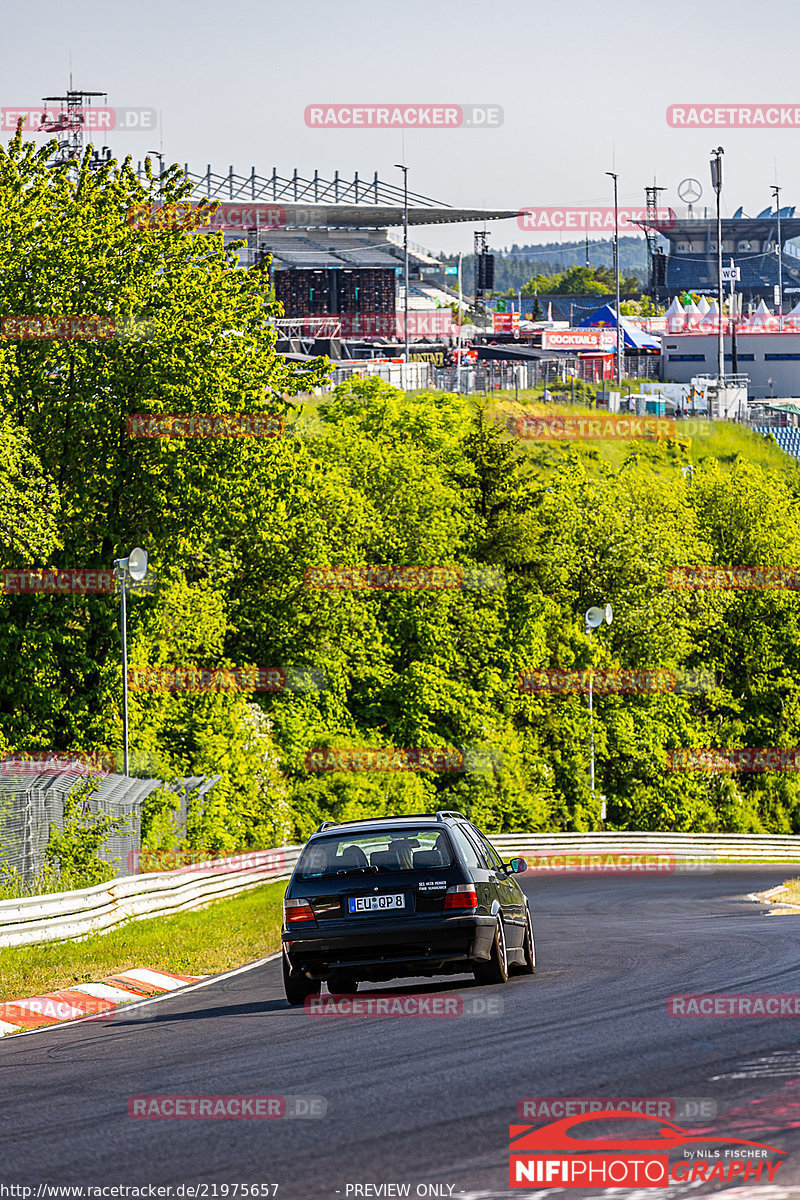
[661,332,800,398]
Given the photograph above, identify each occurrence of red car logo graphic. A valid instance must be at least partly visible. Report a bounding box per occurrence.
[510,1110,784,1155]
[509,1111,786,1189]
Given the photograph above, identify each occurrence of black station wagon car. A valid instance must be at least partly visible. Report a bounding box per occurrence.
[281,810,535,1004]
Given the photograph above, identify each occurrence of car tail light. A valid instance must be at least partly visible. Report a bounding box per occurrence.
[443,884,478,911]
[284,897,315,923]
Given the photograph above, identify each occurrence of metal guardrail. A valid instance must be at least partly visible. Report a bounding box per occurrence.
[0,847,302,948]
[491,832,800,862]
[1,832,797,948]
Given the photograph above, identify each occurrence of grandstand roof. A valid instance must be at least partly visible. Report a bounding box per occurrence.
[152,166,517,229]
[270,203,517,229]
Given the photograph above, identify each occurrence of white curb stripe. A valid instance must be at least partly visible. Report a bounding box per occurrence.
[72,982,143,1003]
[0,1019,21,1035]
[0,953,281,1041]
[116,968,191,990]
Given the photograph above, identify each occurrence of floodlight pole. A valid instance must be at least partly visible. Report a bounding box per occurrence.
[113,547,148,778]
[711,147,725,385]
[395,163,409,366]
[456,251,463,394]
[114,558,130,777]
[606,172,622,387]
[584,604,612,820]
[773,184,784,331]
[587,638,595,797]
[585,618,597,799]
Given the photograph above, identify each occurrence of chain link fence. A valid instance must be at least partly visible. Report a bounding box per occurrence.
[0,771,164,886]
[313,355,659,399]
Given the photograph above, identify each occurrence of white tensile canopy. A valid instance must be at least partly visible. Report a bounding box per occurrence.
[697,299,720,327]
[750,299,773,321]
[665,296,686,332]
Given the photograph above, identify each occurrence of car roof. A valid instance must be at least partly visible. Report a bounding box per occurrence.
[308,812,468,838]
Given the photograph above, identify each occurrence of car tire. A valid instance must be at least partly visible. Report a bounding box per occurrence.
[283,952,321,1006]
[473,917,509,985]
[327,971,359,997]
[512,905,536,975]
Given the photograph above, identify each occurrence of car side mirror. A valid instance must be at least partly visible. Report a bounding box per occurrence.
[506,857,528,874]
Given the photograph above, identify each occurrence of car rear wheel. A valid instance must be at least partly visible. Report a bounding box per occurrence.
[283,953,321,1006]
[473,917,509,985]
[327,970,359,997]
[512,905,536,975]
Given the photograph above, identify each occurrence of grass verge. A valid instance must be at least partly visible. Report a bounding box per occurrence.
[0,879,286,1002]
[778,878,800,905]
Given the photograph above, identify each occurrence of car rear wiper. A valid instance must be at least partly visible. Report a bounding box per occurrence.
[333,865,380,876]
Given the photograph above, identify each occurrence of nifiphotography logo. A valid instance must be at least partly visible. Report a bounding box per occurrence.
[508,1110,785,1188]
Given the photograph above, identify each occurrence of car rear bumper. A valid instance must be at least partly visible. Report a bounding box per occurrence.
[282,913,496,981]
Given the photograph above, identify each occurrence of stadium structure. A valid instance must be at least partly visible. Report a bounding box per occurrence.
[24,85,516,359]
[649,205,800,302]
[138,163,517,356]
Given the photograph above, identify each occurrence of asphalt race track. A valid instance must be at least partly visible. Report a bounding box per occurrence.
[3,865,800,1200]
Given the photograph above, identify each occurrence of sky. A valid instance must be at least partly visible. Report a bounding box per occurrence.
[2,0,798,257]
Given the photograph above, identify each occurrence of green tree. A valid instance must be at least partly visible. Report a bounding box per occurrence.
[522,265,640,297]
[0,126,326,769]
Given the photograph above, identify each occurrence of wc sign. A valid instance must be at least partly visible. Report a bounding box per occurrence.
[721,265,740,282]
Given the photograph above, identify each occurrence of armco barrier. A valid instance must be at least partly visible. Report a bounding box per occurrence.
[0,847,302,948]
[0,832,798,948]
[490,832,800,862]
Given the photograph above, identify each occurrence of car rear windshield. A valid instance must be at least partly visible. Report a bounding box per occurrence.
[298,828,454,878]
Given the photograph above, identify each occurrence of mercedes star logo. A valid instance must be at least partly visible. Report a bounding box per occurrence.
[678,178,703,204]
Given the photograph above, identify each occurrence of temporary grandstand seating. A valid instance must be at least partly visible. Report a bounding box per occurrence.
[275,250,344,266]
[752,425,800,458]
[665,253,800,294]
[266,233,405,270]
[403,282,457,310]
[334,248,400,267]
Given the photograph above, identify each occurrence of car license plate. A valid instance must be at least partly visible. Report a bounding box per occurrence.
[348,893,404,914]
